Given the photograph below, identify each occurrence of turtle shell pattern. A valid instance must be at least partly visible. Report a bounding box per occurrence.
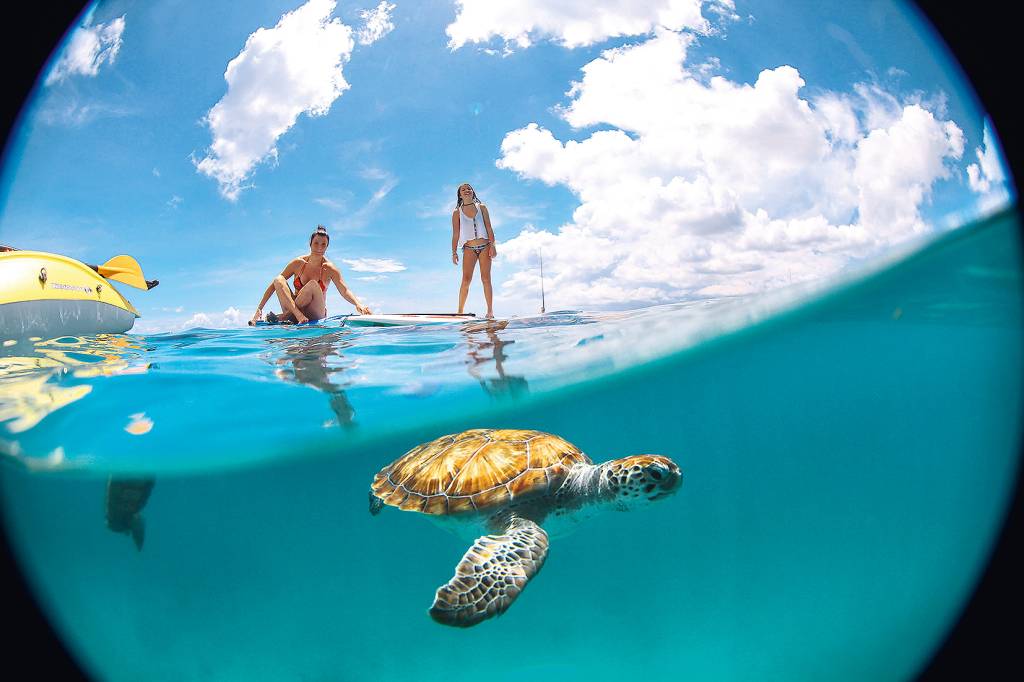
[372,429,591,516]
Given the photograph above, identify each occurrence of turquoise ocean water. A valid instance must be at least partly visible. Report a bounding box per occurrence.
[1,209,1021,681]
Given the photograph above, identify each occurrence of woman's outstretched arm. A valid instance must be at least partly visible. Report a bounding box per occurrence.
[250,259,301,324]
[327,263,372,315]
[481,204,497,258]
[250,282,276,324]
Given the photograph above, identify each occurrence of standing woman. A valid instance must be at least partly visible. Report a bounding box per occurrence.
[250,225,371,325]
[452,183,497,318]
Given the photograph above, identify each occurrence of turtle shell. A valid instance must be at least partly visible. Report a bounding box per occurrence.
[371,429,591,515]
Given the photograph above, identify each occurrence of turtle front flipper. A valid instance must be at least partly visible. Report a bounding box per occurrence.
[429,518,548,627]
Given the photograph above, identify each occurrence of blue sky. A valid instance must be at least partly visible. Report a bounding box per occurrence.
[0,0,1013,331]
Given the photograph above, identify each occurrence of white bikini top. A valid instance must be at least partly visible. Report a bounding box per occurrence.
[457,203,488,247]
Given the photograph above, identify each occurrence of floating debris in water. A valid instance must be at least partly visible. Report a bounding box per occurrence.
[125,413,153,435]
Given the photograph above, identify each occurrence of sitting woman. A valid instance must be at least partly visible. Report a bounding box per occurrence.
[250,225,371,325]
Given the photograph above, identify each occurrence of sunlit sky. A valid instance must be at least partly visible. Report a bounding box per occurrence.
[0,0,1013,331]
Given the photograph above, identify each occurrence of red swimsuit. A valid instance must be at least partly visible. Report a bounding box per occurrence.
[293,274,327,293]
[293,261,327,294]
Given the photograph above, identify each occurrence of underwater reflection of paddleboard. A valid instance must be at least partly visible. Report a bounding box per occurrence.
[0,250,155,338]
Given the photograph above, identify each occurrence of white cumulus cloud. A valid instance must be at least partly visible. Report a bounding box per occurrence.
[446,0,734,50]
[967,123,1004,194]
[357,1,397,45]
[966,119,1012,217]
[181,306,247,329]
[342,257,406,273]
[181,312,213,329]
[194,0,355,200]
[45,15,126,85]
[495,29,965,310]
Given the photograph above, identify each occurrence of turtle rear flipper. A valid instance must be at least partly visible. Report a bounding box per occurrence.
[369,492,384,516]
[429,518,548,627]
[130,514,146,552]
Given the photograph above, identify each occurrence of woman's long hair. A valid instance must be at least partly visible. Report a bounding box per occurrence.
[455,183,480,209]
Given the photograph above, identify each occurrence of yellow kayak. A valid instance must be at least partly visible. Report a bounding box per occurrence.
[0,250,142,338]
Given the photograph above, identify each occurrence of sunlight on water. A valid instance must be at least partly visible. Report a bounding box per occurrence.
[0,209,1021,681]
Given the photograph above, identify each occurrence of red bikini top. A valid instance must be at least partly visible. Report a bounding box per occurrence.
[294,275,327,293]
[294,261,327,293]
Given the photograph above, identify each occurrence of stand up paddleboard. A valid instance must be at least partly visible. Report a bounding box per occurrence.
[345,313,478,327]
[252,313,482,328]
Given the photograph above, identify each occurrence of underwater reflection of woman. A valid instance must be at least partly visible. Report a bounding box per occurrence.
[273,332,357,429]
[464,323,529,400]
[451,183,497,319]
[250,225,371,325]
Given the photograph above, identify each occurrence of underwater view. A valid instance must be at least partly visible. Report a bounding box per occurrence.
[1,208,1022,680]
[2,0,1023,680]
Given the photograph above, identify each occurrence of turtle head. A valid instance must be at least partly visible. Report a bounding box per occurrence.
[600,455,682,509]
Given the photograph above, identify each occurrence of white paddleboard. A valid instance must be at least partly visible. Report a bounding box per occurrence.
[345,313,480,327]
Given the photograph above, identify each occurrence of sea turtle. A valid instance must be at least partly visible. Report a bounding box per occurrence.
[105,477,155,551]
[369,428,682,627]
